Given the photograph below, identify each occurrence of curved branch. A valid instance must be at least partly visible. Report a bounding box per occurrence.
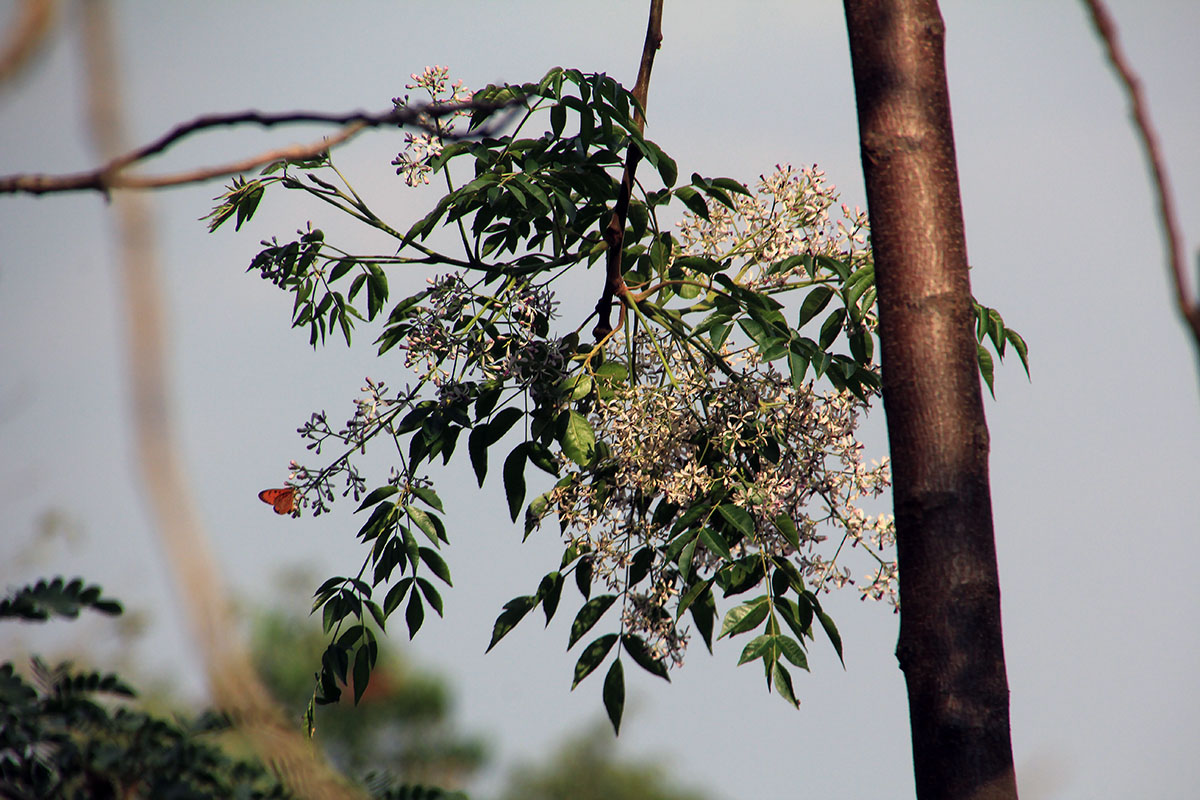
[1082,0,1200,348]
[0,98,522,196]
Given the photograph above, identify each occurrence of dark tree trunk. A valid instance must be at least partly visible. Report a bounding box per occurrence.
[840,2,1018,799]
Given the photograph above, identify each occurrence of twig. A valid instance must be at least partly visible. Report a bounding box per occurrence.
[0,98,522,196]
[592,0,664,340]
[1082,0,1200,348]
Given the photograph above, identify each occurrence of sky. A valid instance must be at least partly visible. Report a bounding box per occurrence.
[2,2,1199,799]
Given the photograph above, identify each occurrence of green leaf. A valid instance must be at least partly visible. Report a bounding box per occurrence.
[405,590,424,638]
[468,427,490,487]
[418,546,453,586]
[561,373,593,401]
[1006,328,1030,376]
[643,138,677,188]
[365,599,387,631]
[575,557,593,599]
[402,524,420,572]
[550,102,567,138]
[787,349,810,389]
[978,344,995,397]
[777,634,809,670]
[356,485,399,512]
[561,411,596,466]
[797,286,835,328]
[406,505,442,546]
[717,504,755,539]
[0,577,123,621]
[774,514,800,551]
[503,444,527,521]
[627,546,653,587]
[848,328,874,364]
[773,661,799,708]
[698,526,733,561]
[352,645,371,704]
[738,634,775,666]
[569,594,617,649]
[678,536,699,583]
[383,579,412,617]
[415,577,444,616]
[689,586,717,652]
[674,186,709,220]
[719,596,770,639]
[622,634,670,682]
[538,571,565,625]
[603,659,625,735]
[817,609,844,666]
[572,633,618,688]
[410,485,445,512]
[486,595,537,652]
[777,596,814,643]
[819,307,846,350]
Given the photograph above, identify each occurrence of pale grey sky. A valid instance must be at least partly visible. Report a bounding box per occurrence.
[2,3,1199,799]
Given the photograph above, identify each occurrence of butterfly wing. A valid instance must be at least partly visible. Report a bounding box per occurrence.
[258,487,296,515]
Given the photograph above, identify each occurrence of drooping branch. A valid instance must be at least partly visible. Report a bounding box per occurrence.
[0,98,522,196]
[1081,0,1200,355]
[592,0,664,340]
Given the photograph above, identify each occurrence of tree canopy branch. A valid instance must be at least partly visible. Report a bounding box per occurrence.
[0,98,522,196]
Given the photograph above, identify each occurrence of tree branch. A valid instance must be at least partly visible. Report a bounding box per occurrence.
[592,0,664,340]
[0,99,521,196]
[1082,0,1200,350]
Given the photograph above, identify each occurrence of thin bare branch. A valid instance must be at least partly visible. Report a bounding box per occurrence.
[0,98,521,196]
[1082,0,1200,348]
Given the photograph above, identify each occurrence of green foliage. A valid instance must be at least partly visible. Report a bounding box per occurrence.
[0,576,122,621]
[250,608,486,789]
[496,726,712,800]
[0,578,291,800]
[214,66,1027,734]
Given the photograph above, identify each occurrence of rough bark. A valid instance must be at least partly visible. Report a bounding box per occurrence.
[841,2,1018,798]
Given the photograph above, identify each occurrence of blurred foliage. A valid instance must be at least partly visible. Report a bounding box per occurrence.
[250,607,485,790]
[1,578,290,800]
[498,726,710,800]
[3,575,712,799]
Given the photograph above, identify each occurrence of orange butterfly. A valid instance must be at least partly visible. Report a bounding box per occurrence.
[258,487,296,515]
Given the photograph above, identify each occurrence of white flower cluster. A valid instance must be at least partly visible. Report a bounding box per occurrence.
[401,274,565,404]
[391,66,473,186]
[541,335,894,666]
[676,164,870,290]
[532,164,895,666]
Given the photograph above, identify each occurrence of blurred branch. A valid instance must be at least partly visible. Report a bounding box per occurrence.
[0,94,522,196]
[0,0,56,87]
[78,1,360,798]
[1082,0,1200,352]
